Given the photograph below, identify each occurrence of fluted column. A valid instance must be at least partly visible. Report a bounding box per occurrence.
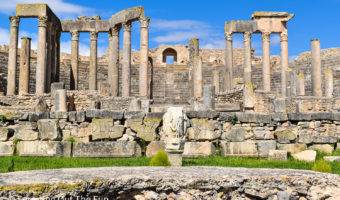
[243,32,252,83]
[213,70,220,94]
[311,39,322,97]
[7,16,20,95]
[224,32,233,91]
[89,31,98,90]
[262,32,271,91]
[280,32,288,97]
[139,17,150,98]
[36,16,48,95]
[70,30,79,90]
[109,25,121,97]
[19,37,31,95]
[122,21,132,97]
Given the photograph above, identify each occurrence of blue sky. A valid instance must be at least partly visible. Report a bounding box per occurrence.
[0,0,339,61]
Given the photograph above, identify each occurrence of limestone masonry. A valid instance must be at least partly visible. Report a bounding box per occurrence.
[0,4,340,165]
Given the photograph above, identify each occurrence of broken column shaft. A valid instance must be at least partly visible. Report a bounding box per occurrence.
[18,37,31,95]
[311,39,322,97]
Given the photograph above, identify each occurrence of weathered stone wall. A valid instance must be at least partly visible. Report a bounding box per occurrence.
[1,167,340,199]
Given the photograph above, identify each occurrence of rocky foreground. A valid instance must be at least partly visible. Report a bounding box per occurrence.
[1,167,340,199]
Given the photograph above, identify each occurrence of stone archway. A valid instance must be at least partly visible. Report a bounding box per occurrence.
[162,48,177,63]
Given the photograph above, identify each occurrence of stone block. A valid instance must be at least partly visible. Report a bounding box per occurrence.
[273,98,286,113]
[51,82,65,98]
[257,140,276,158]
[98,81,110,96]
[224,127,247,142]
[277,144,307,154]
[29,112,49,122]
[91,118,124,140]
[49,111,68,119]
[146,141,165,157]
[38,119,61,141]
[124,111,145,119]
[324,156,340,162]
[167,150,183,166]
[183,142,216,158]
[126,118,143,131]
[268,150,287,161]
[68,111,86,122]
[298,131,314,144]
[254,129,274,140]
[73,141,141,157]
[188,118,220,141]
[287,113,311,121]
[17,141,71,157]
[271,113,288,122]
[85,109,101,119]
[144,118,162,129]
[16,121,39,141]
[145,112,164,119]
[313,135,338,144]
[309,144,334,154]
[33,98,48,112]
[333,112,340,121]
[292,150,316,162]
[311,112,333,121]
[186,111,219,119]
[337,143,340,150]
[135,126,157,141]
[101,110,124,120]
[237,113,271,124]
[220,141,258,157]
[0,141,14,156]
[274,128,296,144]
[219,112,237,121]
[0,127,8,141]
[0,110,26,121]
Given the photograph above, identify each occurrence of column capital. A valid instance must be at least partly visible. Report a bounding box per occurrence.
[111,24,121,37]
[224,32,232,41]
[70,30,79,41]
[9,16,20,27]
[243,32,252,42]
[139,17,150,28]
[280,32,288,42]
[122,21,132,32]
[262,32,270,42]
[90,31,98,41]
[38,16,48,27]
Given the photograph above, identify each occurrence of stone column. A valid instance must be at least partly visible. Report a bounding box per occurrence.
[193,56,203,98]
[203,85,215,110]
[311,39,322,97]
[325,68,333,97]
[139,17,150,98]
[122,21,132,97]
[213,70,220,94]
[70,30,79,90]
[89,31,98,90]
[289,71,297,97]
[280,32,288,97]
[297,72,305,96]
[19,37,31,95]
[224,32,233,91]
[262,32,271,91]
[46,23,52,93]
[55,31,61,82]
[36,16,48,95]
[109,25,121,97]
[7,16,20,95]
[55,89,67,112]
[189,38,199,61]
[243,32,252,83]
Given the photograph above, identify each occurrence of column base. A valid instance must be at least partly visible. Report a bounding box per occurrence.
[166,149,183,166]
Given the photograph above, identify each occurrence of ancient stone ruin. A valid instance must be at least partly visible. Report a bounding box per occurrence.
[0,3,340,166]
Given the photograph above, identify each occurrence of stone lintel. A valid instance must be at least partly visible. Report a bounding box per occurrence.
[225,21,257,33]
[109,6,144,26]
[61,20,110,32]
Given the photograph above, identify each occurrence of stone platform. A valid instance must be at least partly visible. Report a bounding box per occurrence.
[1,167,340,199]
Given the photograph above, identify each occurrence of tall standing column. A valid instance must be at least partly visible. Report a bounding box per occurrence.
[311,39,322,97]
[224,32,233,91]
[262,32,271,91]
[189,38,199,61]
[89,31,98,90]
[325,68,333,97]
[139,17,150,98]
[19,37,31,95]
[193,56,203,98]
[70,30,79,90]
[243,32,252,83]
[213,70,220,94]
[109,25,121,97]
[36,16,48,95]
[122,21,132,97]
[7,16,20,95]
[280,32,289,97]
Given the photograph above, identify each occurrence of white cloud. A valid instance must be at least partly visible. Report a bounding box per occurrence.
[60,40,107,56]
[271,35,281,46]
[0,28,10,45]
[150,19,209,30]
[0,0,92,18]
[154,31,209,43]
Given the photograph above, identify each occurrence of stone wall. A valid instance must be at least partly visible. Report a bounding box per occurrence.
[1,109,340,159]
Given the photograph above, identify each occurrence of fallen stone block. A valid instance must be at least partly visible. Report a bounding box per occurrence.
[254,129,274,140]
[85,109,101,119]
[0,141,14,156]
[268,150,287,161]
[135,125,158,141]
[0,110,27,121]
[188,127,221,141]
[0,127,9,141]
[68,111,86,122]
[145,112,164,119]
[274,128,296,144]
[29,112,49,122]
[16,121,39,141]
[257,140,276,158]
[17,141,71,157]
[292,150,316,162]
[287,113,311,121]
[49,111,68,119]
[237,113,271,124]
[313,135,338,144]
[73,141,141,157]
[224,127,246,142]
[309,144,334,154]
[271,113,288,122]
[311,112,333,121]
[183,142,216,158]
[186,111,219,119]
[220,141,258,157]
[273,99,286,113]
[100,110,124,120]
[38,119,61,141]
[298,131,314,144]
[146,141,165,157]
[218,112,237,122]
[124,111,145,119]
[91,118,124,140]
[324,156,340,162]
[277,144,307,154]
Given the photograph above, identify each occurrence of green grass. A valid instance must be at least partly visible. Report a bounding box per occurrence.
[1,155,340,175]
